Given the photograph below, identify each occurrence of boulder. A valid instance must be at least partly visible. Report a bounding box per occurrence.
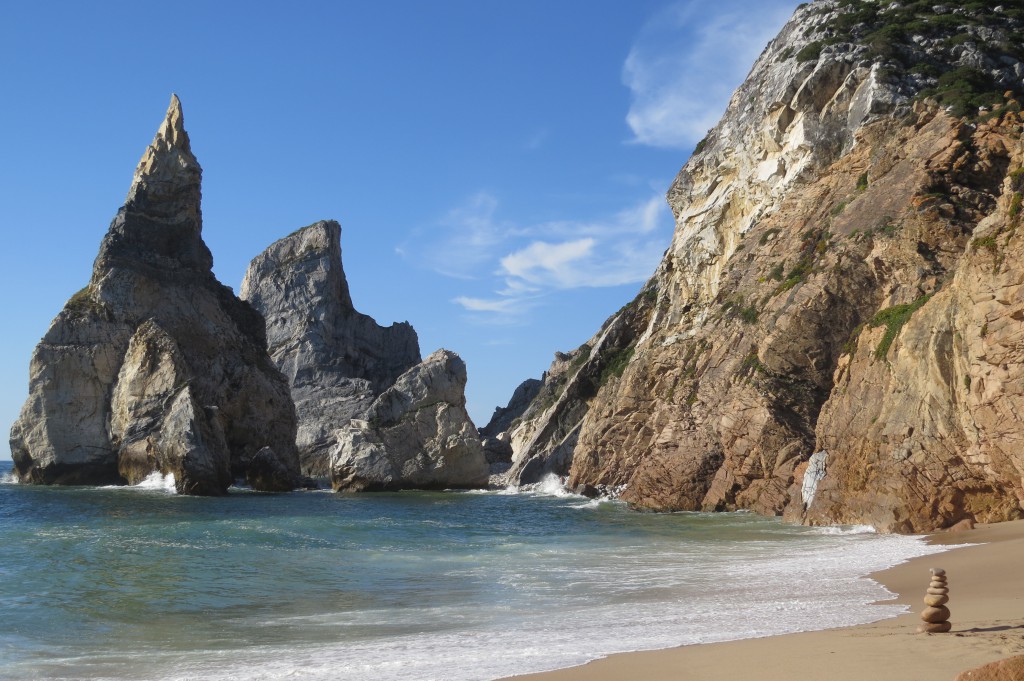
[331,350,489,491]
[8,95,300,494]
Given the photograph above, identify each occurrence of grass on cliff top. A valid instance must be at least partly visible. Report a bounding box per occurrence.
[802,0,1024,117]
[867,293,932,360]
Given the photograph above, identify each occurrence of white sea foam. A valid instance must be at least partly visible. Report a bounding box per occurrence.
[809,524,877,535]
[133,471,177,493]
[0,478,953,681]
[531,473,576,497]
[145,525,946,681]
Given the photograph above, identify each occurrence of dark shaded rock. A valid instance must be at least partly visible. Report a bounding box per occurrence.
[479,378,542,438]
[245,447,301,492]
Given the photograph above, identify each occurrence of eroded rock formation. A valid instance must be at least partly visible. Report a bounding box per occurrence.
[331,349,489,491]
[9,95,301,494]
[241,221,420,477]
[496,1,1024,530]
[241,221,488,490]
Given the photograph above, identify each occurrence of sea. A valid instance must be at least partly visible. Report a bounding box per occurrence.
[0,459,946,681]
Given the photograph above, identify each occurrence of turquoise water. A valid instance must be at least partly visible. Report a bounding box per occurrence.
[0,461,943,680]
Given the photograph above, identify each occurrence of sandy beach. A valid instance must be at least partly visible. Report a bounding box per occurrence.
[508,519,1024,681]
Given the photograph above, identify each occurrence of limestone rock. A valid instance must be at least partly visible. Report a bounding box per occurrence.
[241,220,420,477]
[954,655,1024,681]
[9,95,300,494]
[924,594,949,607]
[918,622,953,634]
[330,349,489,491]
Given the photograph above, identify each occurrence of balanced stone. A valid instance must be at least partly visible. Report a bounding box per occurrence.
[921,605,951,623]
[918,568,951,633]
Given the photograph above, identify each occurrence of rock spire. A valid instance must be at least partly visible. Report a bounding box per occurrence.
[9,95,301,494]
[125,94,202,226]
[242,220,488,490]
[241,220,420,477]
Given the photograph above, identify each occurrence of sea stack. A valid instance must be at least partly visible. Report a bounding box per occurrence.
[240,220,421,477]
[241,221,489,490]
[918,568,952,633]
[8,95,301,494]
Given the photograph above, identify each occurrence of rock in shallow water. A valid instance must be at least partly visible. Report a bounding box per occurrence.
[241,220,421,478]
[330,349,489,491]
[8,95,300,494]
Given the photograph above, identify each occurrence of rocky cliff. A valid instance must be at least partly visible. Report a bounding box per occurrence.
[9,96,301,494]
[497,0,1024,531]
[240,221,421,477]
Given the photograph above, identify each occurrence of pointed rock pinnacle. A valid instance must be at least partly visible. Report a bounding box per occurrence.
[125,94,203,225]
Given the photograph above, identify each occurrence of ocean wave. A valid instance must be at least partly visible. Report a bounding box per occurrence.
[97,471,177,494]
[808,524,878,536]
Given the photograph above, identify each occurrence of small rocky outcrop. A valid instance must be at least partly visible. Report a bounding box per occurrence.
[8,95,301,494]
[480,378,542,438]
[240,221,420,477]
[331,350,489,491]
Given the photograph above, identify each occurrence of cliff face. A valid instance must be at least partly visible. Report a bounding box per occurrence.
[9,96,300,494]
[240,221,421,477]
[501,0,1024,530]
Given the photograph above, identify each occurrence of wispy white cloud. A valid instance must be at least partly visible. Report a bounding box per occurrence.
[396,192,517,280]
[442,192,671,317]
[411,192,674,319]
[452,295,533,314]
[501,239,596,287]
[623,0,796,150]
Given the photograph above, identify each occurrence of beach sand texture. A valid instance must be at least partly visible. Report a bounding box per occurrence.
[508,520,1024,681]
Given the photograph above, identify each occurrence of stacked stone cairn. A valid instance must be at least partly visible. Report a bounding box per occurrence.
[918,568,951,633]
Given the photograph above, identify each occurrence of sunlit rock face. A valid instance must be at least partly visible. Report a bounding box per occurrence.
[329,349,490,492]
[242,222,488,490]
[494,1,1024,531]
[9,95,301,494]
[241,220,421,478]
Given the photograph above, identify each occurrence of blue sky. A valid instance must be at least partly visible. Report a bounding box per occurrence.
[0,0,797,459]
